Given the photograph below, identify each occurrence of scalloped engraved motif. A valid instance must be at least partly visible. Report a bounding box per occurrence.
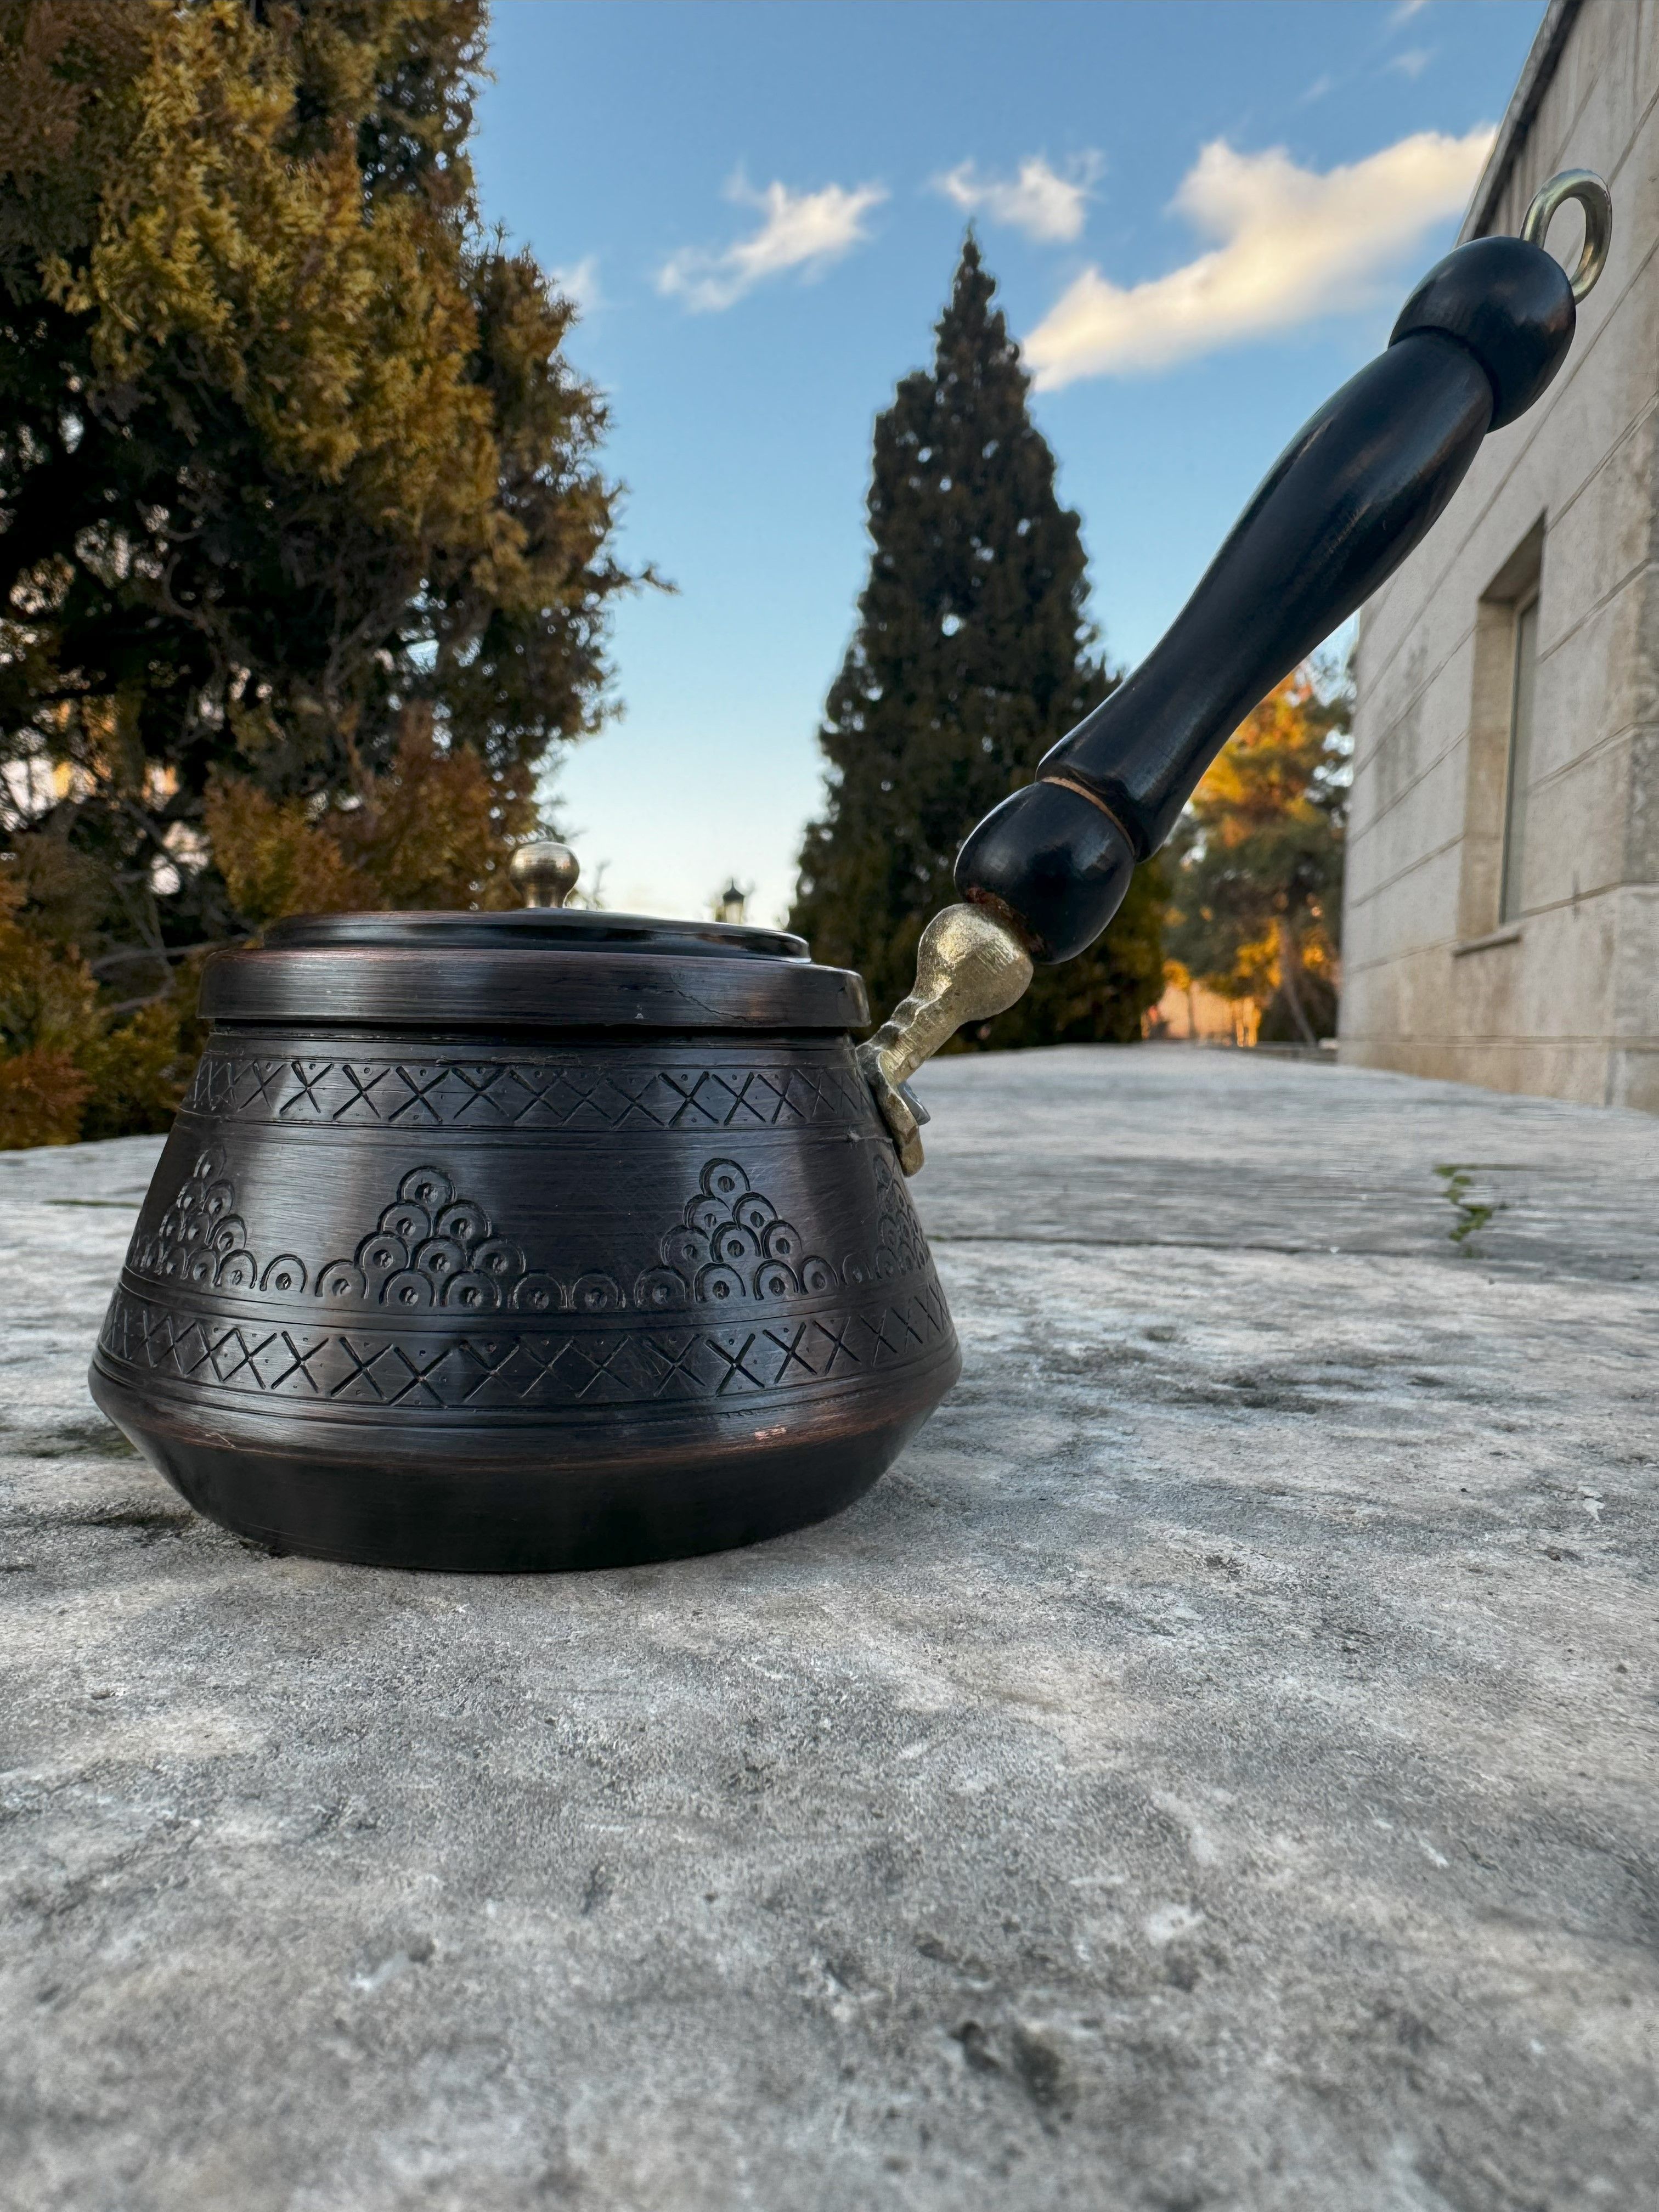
[859,1152,928,1286]
[635,1159,837,1312]
[182,1051,874,1131]
[101,1146,950,1409]
[130,1147,929,1319]
[312,1165,563,1315]
[95,1279,952,1410]
[131,1147,306,1296]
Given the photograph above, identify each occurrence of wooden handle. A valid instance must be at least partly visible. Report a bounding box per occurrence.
[955,230,1581,963]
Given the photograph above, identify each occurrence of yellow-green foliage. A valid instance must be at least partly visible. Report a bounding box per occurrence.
[0,1,632,1146]
[69,2,498,545]
[330,712,536,911]
[201,783,373,930]
[203,711,535,927]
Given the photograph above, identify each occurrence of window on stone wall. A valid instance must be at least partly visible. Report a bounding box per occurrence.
[1499,592,1540,924]
[1458,522,1544,946]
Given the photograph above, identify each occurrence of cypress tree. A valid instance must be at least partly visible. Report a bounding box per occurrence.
[792,237,1163,1046]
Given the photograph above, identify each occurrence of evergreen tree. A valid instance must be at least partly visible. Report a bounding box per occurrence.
[792,236,1162,1047]
[0,0,635,1141]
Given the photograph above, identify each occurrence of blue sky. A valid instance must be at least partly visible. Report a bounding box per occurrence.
[473,0,1546,924]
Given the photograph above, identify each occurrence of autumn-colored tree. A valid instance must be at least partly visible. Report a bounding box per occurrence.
[1164,666,1349,1043]
[791,238,1163,1047]
[0,0,633,1142]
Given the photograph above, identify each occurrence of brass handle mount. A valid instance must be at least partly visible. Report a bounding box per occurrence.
[855,904,1033,1175]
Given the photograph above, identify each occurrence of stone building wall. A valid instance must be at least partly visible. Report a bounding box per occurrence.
[1340,0,1659,1110]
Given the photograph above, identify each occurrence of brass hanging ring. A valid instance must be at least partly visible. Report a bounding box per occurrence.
[1521,170,1612,303]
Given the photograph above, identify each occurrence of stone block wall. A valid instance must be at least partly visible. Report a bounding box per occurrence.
[1341,0,1659,1111]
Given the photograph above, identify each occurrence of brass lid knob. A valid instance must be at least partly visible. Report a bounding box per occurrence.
[510,839,579,910]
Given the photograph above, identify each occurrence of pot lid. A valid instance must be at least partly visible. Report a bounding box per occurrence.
[260,907,809,960]
[199,851,867,1032]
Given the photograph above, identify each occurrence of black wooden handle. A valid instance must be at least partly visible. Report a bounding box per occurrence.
[955,234,1578,962]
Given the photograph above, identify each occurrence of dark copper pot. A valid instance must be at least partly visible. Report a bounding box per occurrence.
[92,174,1616,1573]
[90,905,958,1572]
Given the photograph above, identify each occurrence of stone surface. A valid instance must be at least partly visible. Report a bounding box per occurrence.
[2,1045,1656,2211]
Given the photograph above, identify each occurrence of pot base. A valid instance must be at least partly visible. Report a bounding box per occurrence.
[89,1352,957,1574]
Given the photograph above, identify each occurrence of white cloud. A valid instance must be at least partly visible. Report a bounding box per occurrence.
[1388,47,1432,78]
[933,153,1103,244]
[1023,126,1495,389]
[657,175,887,312]
[550,256,601,317]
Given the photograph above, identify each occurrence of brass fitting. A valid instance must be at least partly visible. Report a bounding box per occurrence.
[856,903,1033,1175]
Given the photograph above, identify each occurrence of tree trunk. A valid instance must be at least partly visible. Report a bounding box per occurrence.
[1275,916,1319,1046]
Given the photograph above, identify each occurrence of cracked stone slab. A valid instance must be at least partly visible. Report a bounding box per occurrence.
[1,1048,1656,2210]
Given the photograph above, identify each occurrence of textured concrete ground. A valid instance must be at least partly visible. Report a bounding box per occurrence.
[2,1045,1656,2212]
